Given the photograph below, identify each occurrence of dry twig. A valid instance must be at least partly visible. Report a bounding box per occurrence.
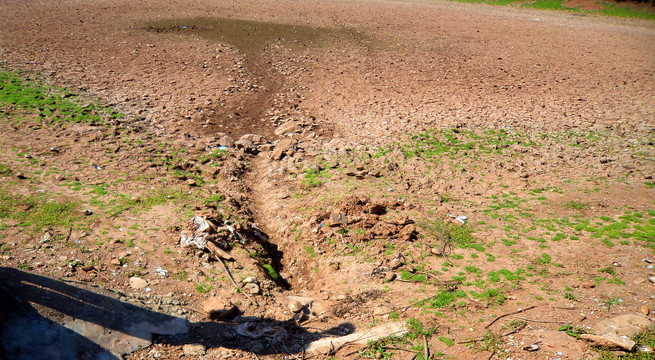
[485,306,536,329]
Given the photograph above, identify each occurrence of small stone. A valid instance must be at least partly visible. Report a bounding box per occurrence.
[388,258,402,269]
[16,173,27,179]
[186,178,197,186]
[129,276,148,290]
[202,297,238,320]
[641,306,650,316]
[244,282,260,295]
[289,300,303,313]
[260,144,274,152]
[183,344,206,356]
[523,344,539,352]
[638,344,654,353]
[217,135,235,147]
[580,334,636,351]
[81,265,95,272]
[430,247,442,256]
[242,277,257,284]
[110,258,122,266]
[385,272,396,282]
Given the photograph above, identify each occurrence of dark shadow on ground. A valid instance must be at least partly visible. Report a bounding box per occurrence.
[0,267,353,359]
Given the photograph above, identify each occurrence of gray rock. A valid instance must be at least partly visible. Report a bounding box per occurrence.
[274,121,302,136]
[271,139,296,161]
[260,144,274,152]
[243,283,260,295]
[234,139,257,154]
[239,134,263,144]
[129,277,148,290]
[593,314,654,338]
[580,333,636,351]
[218,135,235,147]
[183,344,206,356]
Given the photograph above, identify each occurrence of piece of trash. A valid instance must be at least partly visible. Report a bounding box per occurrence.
[49,147,59,153]
[645,259,653,264]
[648,265,654,270]
[637,344,654,353]
[447,213,468,224]
[92,163,101,170]
[145,287,152,293]
[648,275,655,284]
[182,25,188,29]
[218,146,228,151]
[155,267,169,278]
[83,209,93,216]
[523,344,539,352]
[555,352,563,356]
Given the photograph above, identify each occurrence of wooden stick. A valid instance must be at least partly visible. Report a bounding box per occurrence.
[511,316,570,324]
[485,306,536,329]
[423,335,429,360]
[217,257,259,307]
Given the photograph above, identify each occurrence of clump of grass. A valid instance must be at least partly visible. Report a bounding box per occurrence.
[262,263,280,280]
[564,200,589,211]
[400,269,427,283]
[302,164,332,188]
[416,289,468,308]
[0,164,12,177]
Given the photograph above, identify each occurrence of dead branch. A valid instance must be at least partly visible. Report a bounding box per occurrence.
[485,305,536,329]
[511,316,571,324]
[217,257,259,307]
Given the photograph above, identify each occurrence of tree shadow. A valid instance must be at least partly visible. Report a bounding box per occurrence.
[0,267,353,359]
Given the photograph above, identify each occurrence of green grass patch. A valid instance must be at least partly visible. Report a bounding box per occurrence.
[0,187,83,231]
[0,71,120,124]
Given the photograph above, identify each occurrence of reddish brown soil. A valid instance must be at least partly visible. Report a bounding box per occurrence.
[1,0,654,359]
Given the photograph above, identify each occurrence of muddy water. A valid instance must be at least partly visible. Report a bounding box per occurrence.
[146,18,373,139]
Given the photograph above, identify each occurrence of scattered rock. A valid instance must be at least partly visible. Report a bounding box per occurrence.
[183,344,206,356]
[202,297,238,320]
[243,282,260,295]
[218,135,235,147]
[641,306,650,316]
[289,300,303,313]
[274,121,301,136]
[16,173,27,179]
[580,333,636,352]
[234,138,257,154]
[271,138,296,160]
[304,322,407,354]
[384,272,396,282]
[388,258,402,269]
[129,277,148,290]
[593,314,654,338]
